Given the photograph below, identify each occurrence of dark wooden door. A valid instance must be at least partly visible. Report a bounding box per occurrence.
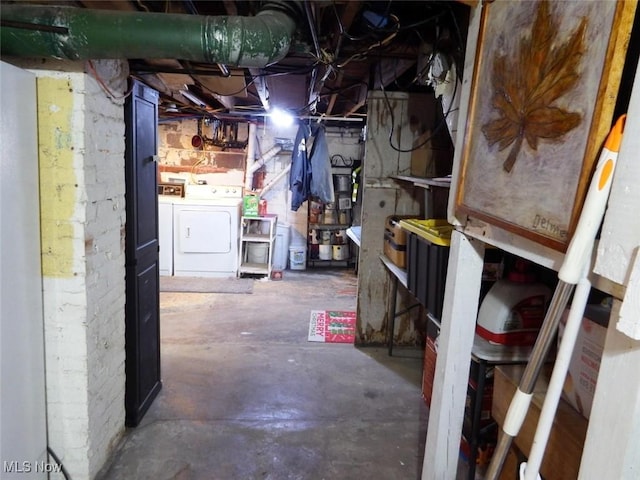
[124,80,161,427]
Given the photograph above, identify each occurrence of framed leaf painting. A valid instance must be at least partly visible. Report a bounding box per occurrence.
[455,0,635,251]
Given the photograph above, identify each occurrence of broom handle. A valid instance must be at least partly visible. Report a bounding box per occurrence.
[519,115,625,479]
[485,282,574,479]
[521,275,591,480]
[485,114,625,480]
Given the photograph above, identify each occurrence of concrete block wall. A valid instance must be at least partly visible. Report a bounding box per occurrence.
[34,60,128,480]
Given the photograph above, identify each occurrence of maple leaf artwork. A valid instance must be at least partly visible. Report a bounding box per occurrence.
[482,0,586,173]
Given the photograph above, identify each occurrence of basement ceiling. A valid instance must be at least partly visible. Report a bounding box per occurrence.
[3,1,472,124]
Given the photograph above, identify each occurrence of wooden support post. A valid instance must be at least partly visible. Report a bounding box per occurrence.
[422,230,485,478]
[579,299,640,479]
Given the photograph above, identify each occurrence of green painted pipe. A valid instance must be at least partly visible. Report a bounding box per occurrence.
[0,3,298,68]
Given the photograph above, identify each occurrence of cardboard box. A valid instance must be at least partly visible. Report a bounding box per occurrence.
[383,236,407,268]
[383,215,414,268]
[497,443,525,480]
[422,315,440,407]
[243,195,259,216]
[558,303,610,419]
[493,365,588,480]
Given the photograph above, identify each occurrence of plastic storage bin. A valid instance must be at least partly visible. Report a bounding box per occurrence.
[273,222,291,270]
[401,219,452,320]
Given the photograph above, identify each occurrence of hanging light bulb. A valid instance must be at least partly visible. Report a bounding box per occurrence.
[271,108,294,127]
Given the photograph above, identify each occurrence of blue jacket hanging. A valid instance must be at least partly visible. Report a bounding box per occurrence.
[289,123,335,210]
[308,125,335,204]
[290,122,311,211]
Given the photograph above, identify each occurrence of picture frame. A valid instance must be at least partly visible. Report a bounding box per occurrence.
[454,0,635,251]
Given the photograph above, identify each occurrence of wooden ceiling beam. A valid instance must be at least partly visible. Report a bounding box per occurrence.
[323,1,361,116]
[222,1,238,16]
[325,70,344,116]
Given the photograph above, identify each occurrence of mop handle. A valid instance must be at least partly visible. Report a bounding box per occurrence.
[559,115,625,283]
[521,276,591,480]
[520,116,625,480]
[485,283,574,480]
[486,115,625,480]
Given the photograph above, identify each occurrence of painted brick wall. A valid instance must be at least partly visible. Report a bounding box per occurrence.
[158,118,247,175]
[34,60,128,480]
[82,60,128,480]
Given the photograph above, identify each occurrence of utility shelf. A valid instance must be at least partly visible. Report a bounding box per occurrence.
[238,215,277,278]
[241,233,272,242]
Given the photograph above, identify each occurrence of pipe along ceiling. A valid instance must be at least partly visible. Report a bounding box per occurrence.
[0,1,302,68]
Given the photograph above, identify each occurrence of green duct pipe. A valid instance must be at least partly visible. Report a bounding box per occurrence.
[0,3,299,68]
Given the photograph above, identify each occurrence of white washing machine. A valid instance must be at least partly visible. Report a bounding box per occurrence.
[172,185,242,278]
[158,197,174,276]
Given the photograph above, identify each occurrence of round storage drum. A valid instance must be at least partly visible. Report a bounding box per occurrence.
[319,244,332,260]
[332,244,349,260]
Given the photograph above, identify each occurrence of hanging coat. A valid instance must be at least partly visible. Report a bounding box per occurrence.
[308,125,335,204]
[289,122,311,211]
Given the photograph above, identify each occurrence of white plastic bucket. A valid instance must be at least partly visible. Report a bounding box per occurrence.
[273,223,291,270]
[247,243,268,264]
[319,245,332,260]
[289,245,307,270]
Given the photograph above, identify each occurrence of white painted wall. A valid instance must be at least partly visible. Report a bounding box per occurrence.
[595,60,640,338]
[32,60,128,480]
[249,122,302,241]
[0,61,48,480]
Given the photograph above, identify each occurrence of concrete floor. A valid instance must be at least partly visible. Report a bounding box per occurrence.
[99,269,433,480]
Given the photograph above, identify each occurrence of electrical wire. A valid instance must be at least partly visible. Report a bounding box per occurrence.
[190,62,321,100]
[86,60,133,103]
[47,446,71,480]
[318,81,369,99]
[189,142,213,182]
[195,75,259,98]
[379,55,459,153]
[168,61,319,116]
[331,0,393,42]
[329,0,403,70]
[336,14,400,69]
[135,0,150,13]
[330,154,355,167]
[152,2,465,124]
[372,11,446,34]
